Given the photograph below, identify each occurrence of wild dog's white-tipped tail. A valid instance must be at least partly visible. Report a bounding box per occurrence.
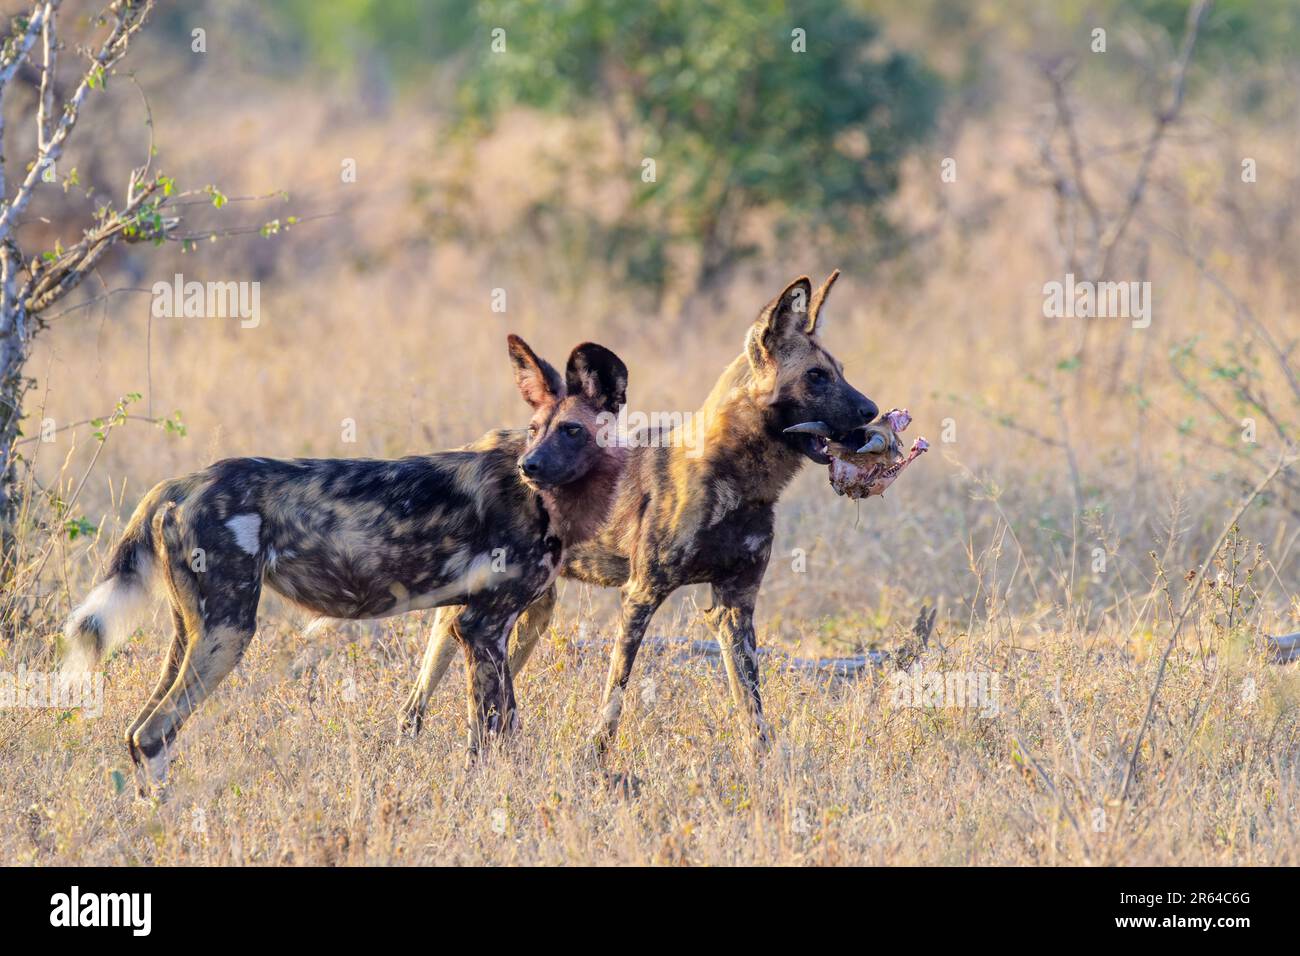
[61,561,156,675]
[60,482,172,675]
[61,478,180,671]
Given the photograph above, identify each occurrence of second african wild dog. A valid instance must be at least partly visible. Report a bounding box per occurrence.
[62,335,628,791]
[402,271,878,749]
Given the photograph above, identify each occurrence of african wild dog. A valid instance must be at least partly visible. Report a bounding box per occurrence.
[401,271,878,749]
[63,335,628,791]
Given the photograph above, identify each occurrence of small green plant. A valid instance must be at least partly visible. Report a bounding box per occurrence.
[63,516,96,541]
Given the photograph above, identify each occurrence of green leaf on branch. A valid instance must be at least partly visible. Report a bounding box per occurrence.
[160,410,187,437]
[65,516,97,540]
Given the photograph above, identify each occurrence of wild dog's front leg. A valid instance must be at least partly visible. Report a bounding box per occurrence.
[451,607,519,754]
[704,572,771,746]
[508,584,555,674]
[593,585,663,752]
[399,586,555,738]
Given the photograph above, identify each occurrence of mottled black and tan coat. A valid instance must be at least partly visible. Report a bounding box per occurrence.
[404,272,880,748]
[63,335,627,791]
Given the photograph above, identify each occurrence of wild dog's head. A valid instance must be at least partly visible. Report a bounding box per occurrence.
[745,270,879,464]
[507,334,628,490]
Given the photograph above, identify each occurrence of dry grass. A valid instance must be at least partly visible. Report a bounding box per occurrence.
[4,584,1298,865]
[2,30,1299,865]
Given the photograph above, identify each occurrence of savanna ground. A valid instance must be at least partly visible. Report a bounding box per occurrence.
[1,1,1299,865]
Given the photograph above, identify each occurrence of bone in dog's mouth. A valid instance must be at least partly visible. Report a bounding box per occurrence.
[782,420,859,465]
[792,408,929,499]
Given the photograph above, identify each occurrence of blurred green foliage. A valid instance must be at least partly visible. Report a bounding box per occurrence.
[222,0,939,291]
[455,0,942,288]
[235,0,1298,291]
[1111,0,1300,62]
[269,0,474,73]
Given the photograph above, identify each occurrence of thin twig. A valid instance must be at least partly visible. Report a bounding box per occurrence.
[1117,451,1293,805]
[1095,0,1210,279]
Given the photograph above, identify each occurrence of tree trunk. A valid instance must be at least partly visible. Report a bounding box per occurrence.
[0,241,31,538]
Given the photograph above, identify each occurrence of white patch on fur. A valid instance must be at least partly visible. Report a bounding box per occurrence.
[744,534,766,552]
[710,481,741,526]
[62,556,157,674]
[463,552,498,593]
[226,514,262,555]
[497,613,521,654]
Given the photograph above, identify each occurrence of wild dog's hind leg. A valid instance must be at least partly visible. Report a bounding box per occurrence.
[123,607,187,756]
[129,505,262,792]
[704,571,771,746]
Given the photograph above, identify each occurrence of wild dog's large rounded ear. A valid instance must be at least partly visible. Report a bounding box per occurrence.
[806,269,840,335]
[507,334,564,409]
[565,343,628,415]
[747,275,812,367]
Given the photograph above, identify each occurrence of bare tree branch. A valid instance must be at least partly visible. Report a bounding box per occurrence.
[0,4,48,86]
[0,3,52,202]
[36,0,58,153]
[0,0,156,239]
[1094,0,1210,280]
[1034,0,1211,283]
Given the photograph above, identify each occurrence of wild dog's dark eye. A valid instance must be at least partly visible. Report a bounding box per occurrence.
[527,424,539,437]
[806,368,828,383]
[561,423,584,438]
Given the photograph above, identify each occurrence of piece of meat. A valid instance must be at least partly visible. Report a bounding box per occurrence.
[825,407,928,499]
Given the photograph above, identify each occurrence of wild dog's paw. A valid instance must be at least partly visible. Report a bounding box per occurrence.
[131,763,171,804]
[601,770,644,800]
[396,707,423,740]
